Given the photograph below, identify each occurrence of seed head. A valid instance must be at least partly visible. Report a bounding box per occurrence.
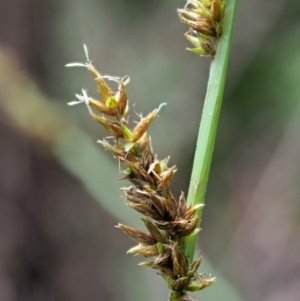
[178,0,225,56]
[67,44,215,301]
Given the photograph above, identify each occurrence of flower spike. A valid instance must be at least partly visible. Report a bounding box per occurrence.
[178,0,225,56]
[67,45,214,301]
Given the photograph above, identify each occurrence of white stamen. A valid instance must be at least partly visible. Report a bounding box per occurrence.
[83,44,90,61]
[102,75,121,83]
[81,89,93,116]
[158,103,167,112]
[65,62,88,68]
[132,103,143,119]
[75,93,85,101]
[123,76,131,85]
[67,100,85,106]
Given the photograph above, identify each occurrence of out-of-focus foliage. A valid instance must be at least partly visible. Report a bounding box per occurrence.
[0,0,300,301]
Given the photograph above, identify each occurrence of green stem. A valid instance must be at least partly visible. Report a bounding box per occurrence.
[184,0,239,262]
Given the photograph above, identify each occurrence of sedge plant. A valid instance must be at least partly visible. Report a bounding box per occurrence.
[66,1,238,300]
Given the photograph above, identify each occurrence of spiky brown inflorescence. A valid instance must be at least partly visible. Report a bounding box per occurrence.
[66,46,215,301]
[177,0,226,56]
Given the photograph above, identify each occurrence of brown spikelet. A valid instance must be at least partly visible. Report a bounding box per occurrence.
[177,0,225,56]
[116,223,157,245]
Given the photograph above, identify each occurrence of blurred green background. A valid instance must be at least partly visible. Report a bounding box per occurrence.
[0,0,300,301]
